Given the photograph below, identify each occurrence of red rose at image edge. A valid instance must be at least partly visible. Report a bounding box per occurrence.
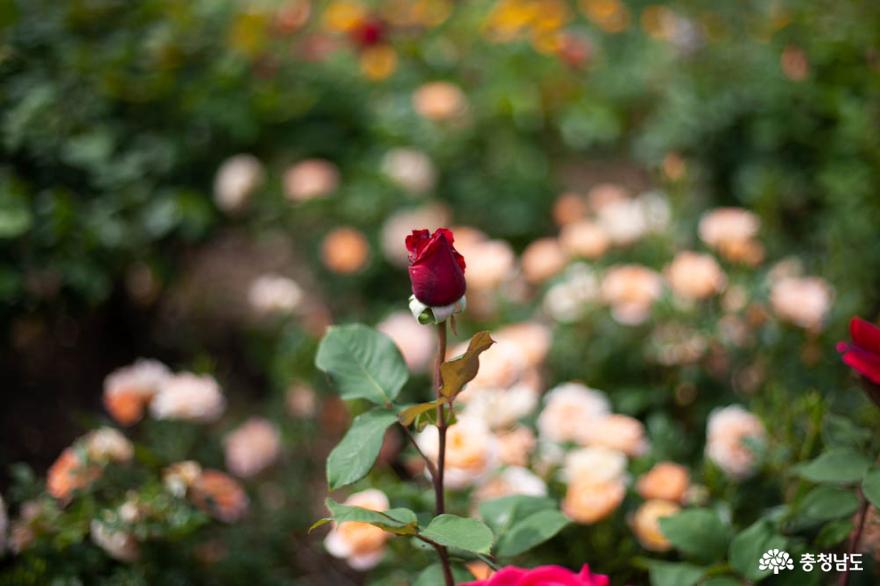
[406,228,466,307]
[460,564,610,586]
[837,317,880,384]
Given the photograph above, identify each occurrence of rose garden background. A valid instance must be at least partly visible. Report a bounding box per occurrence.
[2,1,880,585]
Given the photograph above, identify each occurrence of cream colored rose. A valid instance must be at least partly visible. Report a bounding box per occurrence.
[560,220,610,259]
[562,446,628,485]
[150,373,225,422]
[665,251,726,301]
[321,227,370,274]
[248,274,303,316]
[562,479,626,524]
[283,158,339,202]
[163,461,203,497]
[324,489,390,570]
[521,238,567,284]
[461,384,539,430]
[587,183,628,212]
[213,154,264,213]
[636,462,689,502]
[224,417,281,478]
[579,414,649,456]
[381,148,435,194]
[91,519,139,562]
[453,340,524,395]
[83,427,134,464]
[537,383,610,444]
[380,204,451,267]
[770,276,833,331]
[632,500,680,551]
[596,198,648,245]
[601,264,663,325]
[0,494,6,555]
[412,81,468,121]
[706,406,766,479]
[377,311,434,373]
[416,417,499,488]
[474,467,548,503]
[494,322,552,369]
[544,264,599,323]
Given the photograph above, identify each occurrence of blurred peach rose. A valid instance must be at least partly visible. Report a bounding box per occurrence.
[563,446,627,485]
[770,276,833,331]
[665,251,726,301]
[587,183,628,211]
[537,383,610,444]
[283,158,339,201]
[324,489,390,570]
[458,239,515,291]
[453,340,524,394]
[417,417,499,488]
[103,358,171,426]
[213,154,264,214]
[286,384,317,418]
[474,467,547,503]
[47,448,101,502]
[224,417,281,478]
[698,208,762,263]
[248,274,303,316]
[632,500,680,551]
[377,311,434,372]
[706,406,766,480]
[150,372,226,422]
[553,192,588,225]
[562,479,625,524]
[494,322,551,369]
[321,227,370,274]
[521,238,567,283]
[636,462,689,502]
[601,265,663,325]
[380,204,450,267]
[497,426,536,467]
[189,469,249,523]
[580,414,648,456]
[596,198,647,245]
[8,500,42,553]
[560,220,610,259]
[381,148,436,194]
[412,81,468,121]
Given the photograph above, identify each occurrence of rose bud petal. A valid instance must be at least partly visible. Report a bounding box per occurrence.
[406,228,467,308]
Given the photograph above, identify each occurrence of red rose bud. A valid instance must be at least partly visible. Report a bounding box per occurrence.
[837,316,880,407]
[350,17,385,48]
[406,228,466,308]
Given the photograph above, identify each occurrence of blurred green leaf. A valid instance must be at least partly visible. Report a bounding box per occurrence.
[420,515,494,555]
[659,509,732,564]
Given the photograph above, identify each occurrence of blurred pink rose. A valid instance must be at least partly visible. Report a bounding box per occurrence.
[461,564,609,586]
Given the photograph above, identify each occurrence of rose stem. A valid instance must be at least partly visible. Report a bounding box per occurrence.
[839,486,869,586]
[434,320,454,586]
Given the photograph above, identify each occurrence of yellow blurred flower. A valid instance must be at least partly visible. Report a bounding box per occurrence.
[322,1,367,32]
[360,44,398,81]
[581,0,630,34]
[382,0,452,28]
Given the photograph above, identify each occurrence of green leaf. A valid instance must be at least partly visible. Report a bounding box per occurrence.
[421,514,494,554]
[822,415,870,449]
[479,495,557,535]
[439,331,495,398]
[816,519,854,548]
[701,578,742,586]
[799,485,859,522]
[659,508,732,564]
[495,509,569,557]
[399,399,447,428]
[797,449,871,484]
[413,563,474,586]
[862,467,880,508]
[316,498,418,536]
[647,561,705,586]
[326,409,398,490]
[315,324,409,405]
[729,519,787,582]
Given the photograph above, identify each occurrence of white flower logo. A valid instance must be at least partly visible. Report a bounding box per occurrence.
[759,548,794,574]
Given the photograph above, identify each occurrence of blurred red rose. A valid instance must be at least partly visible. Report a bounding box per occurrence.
[837,317,880,384]
[406,228,466,307]
[461,564,609,586]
